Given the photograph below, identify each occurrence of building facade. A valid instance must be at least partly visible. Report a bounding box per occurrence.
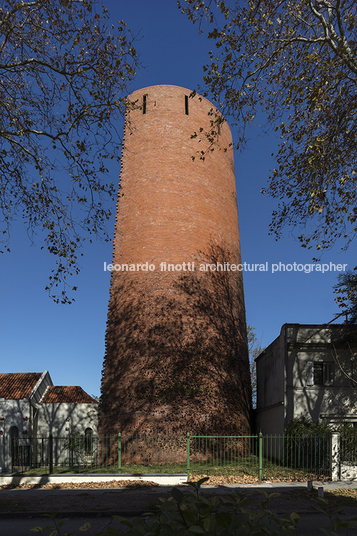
[255,324,357,434]
[0,372,98,472]
[100,85,251,435]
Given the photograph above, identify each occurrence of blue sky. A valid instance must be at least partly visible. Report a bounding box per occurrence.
[1,0,355,397]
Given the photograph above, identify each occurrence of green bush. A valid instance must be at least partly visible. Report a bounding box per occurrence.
[285,417,331,436]
[283,418,330,471]
[338,423,357,464]
[284,418,357,467]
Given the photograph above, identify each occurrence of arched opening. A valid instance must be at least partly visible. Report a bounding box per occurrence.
[85,428,93,454]
[9,426,19,467]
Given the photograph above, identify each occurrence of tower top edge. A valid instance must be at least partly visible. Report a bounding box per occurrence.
[129,84,194,95]
[127,85,220,114]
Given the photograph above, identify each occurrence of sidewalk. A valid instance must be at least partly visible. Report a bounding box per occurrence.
[1,481,357,536]
[1,479,357,518]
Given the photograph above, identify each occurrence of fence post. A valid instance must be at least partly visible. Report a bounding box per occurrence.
[187,432,190,481]
[118,432,121,470]
[49,434,53,474]
[259,433,263,481]
[330,432,340,481]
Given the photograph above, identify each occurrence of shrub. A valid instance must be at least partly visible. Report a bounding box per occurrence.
[283,418,330,471]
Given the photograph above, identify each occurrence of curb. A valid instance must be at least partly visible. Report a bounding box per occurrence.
[0,473,187,487]
[0,510,150,519]
[0,509,335,520]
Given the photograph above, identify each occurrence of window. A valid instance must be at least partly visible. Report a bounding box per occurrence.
[85,427,93,454]
[185,95,189,115]
[9,426,19,466]
[307,361,334,386]
[143,94,147,114]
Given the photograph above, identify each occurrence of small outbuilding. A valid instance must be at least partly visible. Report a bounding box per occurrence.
[0,371,98,472]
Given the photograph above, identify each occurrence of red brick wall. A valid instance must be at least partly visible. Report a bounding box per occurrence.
[100,85,251,435]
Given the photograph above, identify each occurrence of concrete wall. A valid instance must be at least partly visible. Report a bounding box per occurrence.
[0,371,52,439]
[286,325,357,427]
[0,399,31,436]
[256,324,357,434]
[0,376,98,472]
[37,402,98,436]
[255,404,284,435]
[0,399,31,472]
[34,403,99,469]
[255,327,285,434]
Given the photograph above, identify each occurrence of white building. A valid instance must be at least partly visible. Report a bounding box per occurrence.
[255,324,357,434]
[0,371,98,472]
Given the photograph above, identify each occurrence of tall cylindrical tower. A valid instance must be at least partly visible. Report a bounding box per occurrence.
[100,85,251,435]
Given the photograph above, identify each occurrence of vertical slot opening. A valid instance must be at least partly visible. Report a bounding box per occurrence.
[143,94,147,114]
[185,95,189,115]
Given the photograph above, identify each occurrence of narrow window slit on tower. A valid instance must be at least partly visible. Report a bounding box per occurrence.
[185,95,189,115]
[143,94,147,114]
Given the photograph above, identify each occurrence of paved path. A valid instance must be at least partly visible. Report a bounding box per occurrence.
[0,516,131,536]
[1,481,357,535]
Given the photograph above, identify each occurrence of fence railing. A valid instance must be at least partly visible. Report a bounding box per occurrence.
[340,431,357,464]
[0,432,339,480]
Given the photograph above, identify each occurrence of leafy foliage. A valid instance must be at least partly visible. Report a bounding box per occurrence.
[0,0,138,302]
[285,417,331,436]
[284,418,330,471]
[62,432,96,467]
[179,0,357,255]
[285,417,357,454]
[30,478,357,535]
[334,270,357,324]
[247,325,264,409]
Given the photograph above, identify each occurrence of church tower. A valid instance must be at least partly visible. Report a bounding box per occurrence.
[100,85,251,435]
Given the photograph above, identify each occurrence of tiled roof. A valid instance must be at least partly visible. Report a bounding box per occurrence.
[41,386,99,404]
[0,372,43,399]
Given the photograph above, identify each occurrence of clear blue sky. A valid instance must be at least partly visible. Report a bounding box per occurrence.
[1,0,354,397]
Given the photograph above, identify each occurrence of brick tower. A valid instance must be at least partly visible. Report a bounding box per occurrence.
[100,85,251,435]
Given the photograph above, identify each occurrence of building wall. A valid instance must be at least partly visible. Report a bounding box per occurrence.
[0,399,31,472]
[113,85,242,265]
[37,403,98,436]
[286,325,357,426]
[30,371,53,406]
[0,399,31,436]
[256,324,357,434]
[0,371,52,438]
[255,404,284,435]
[255,327,285,434]
[0,372,99,473]
[100,85,251,435]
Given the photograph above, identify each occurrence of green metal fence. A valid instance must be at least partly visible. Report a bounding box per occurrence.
[187,433,261,480]
[4,433,189,475]
[340,429,357,464]
[186,433,330,480]
[1,432,334,480]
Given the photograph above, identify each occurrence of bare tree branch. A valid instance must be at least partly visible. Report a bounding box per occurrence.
[0,0,139,303]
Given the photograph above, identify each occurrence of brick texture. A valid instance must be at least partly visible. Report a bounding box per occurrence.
[100,85,251,435]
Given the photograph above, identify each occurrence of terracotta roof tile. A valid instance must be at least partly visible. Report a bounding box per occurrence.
[41,386,99,404]
[0,373,43,399]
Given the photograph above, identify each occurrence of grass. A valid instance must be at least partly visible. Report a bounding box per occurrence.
[189,460,330,482]
[325,488,357,508]
[18,459,330,483]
